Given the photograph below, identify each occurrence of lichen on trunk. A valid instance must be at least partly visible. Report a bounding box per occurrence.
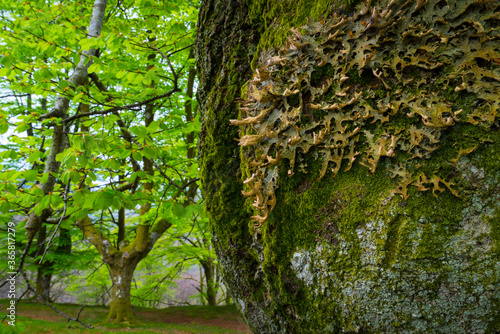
[106,263,137,323]
[196,0,500,332]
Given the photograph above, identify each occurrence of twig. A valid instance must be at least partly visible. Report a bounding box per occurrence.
[61,88,180,124]
[40,182,70,262]
[0,232,36,290]
[20,271,94,329]
[1,289,29,323]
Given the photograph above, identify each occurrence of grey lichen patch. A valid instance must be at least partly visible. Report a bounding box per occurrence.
[290,249,314,286]
[289,192,499,333]
[231,0,500,226]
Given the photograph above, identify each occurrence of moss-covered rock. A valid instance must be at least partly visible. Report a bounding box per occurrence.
[196,0,500,332]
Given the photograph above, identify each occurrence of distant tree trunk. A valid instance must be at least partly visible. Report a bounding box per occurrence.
[196,0,500,333]
[35,225,52,302]
[76,216,171,323]
[36,267,52,302]
[200,258,217,306]
[35,226,72,303]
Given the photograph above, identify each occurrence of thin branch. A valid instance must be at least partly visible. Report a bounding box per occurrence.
[40,181,70,262]
[62,89,180,124]
[0,232,36,290]
[20,271,93,329]
[1,289,29,324]
[0,93,30,99]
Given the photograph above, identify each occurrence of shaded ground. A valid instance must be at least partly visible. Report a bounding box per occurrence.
[135,305,251,333]
[0,300,251,333]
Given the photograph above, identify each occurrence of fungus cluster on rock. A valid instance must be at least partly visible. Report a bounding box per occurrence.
[231,0,499,226]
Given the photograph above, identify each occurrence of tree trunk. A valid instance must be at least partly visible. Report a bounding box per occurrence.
[200,258,217,306]
[76,216,171,323]
[35,223,71,303]
[36,265,52,302]
[106,262,138,323]
[25,0,108,239]
[35,225,53,302]
[195,0,500,333]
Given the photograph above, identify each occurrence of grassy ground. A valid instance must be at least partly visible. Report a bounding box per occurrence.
[0,300,251,334]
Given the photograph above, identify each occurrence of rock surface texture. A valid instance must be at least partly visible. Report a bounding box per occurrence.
[195,0,500,332]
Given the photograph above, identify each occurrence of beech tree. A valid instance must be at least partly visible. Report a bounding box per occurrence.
[196,0,499,332]
[0,0,200,323]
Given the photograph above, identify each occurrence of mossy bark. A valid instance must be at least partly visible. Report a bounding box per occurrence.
[196,0,500,333]
[76,217,171,323]
[106,264,137,323]
[200,257,217,306]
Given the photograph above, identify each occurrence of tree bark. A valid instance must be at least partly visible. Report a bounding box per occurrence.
[76,216,171,322]
[196,0,500,333]
[25,0,109,239]
[106,259,139,322]
[200,258,217,306]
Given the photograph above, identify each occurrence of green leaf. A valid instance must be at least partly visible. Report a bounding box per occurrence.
[132,151,142,161]
[59,80,69,89]
[190,203,205,216]
[70,170,80,184]
[73,190,84,205]
[83,134,96,149]
[142,146,155,159]
[84,192,98,209]
[73,208,88,220]
[130,125,148,138]
[116,70,127,79]
[73,92,84,104]
[34,195,51,215]
[73,135,83,150]
[78,154,88,167]
[87,63,99,73]
[95,194,113,211]
[110,159,121,170]
[102,189,116,198]
[119,149,131,159]
[172,203,185,218]
[40,172,50,184]
[28,151,43,163]
[24,170,38,182]
[61,170,70,184]
[50,194,63,207]
[60,219,74,229]
[0,55,11,67]
[0,201,10,214]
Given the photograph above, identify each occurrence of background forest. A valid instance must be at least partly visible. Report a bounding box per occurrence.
[0,0,232,328]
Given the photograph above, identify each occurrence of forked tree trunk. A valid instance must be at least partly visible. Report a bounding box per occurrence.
[76,217,171,323]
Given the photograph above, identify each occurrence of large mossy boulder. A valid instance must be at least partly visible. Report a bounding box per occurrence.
[195,0,500,332]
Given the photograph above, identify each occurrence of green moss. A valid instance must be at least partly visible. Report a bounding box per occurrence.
[310,64,335,86]
[246,0,363,70]
[345,68,374,86]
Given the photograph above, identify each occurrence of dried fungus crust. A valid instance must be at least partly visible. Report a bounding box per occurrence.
[231,0,500,226]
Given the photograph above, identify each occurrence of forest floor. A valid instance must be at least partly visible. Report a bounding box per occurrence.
[0,299,251,333]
